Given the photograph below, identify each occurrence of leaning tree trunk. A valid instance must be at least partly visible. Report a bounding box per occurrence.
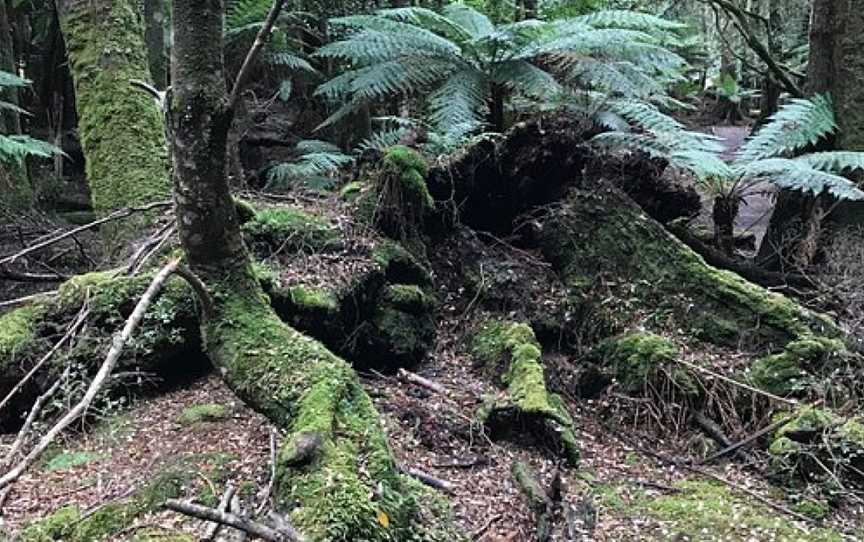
[0,0,32,208]
[758,0,864,268]
[57,0,170,247]
[169,0,452,539]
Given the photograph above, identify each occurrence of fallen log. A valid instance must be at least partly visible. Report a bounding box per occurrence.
[165,499,304,542]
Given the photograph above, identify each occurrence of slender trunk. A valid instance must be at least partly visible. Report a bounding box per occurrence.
[713,195,738,257]
[57,0,170,247]
[169,0,437,537]
[757,0,781,123]
[490,83,505,133]
[144,0,167,89]
[0,0,32,208]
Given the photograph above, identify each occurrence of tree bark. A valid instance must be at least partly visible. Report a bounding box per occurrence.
[169,0,447,539]
[57,0,170,247]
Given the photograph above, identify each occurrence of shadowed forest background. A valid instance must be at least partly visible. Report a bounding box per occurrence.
[2,0,864,540]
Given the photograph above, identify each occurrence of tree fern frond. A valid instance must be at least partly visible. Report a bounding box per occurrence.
[737,158,864,200]
[357,128,411,152]
[225,0,272,32]
[378,7,473,42]
[442,4,495,39]
[0,135,64,165]
[0,100,31,116]
[266,53,317,73]
[316,28,461,64]
[590,131,672,157]
[266,150,353,192]
[0,70,29,88]
[296,139,342,154]
[736,94,836,162]
[428,68,489,137]
[493,60,561,98]
[797,151,864,174]
[668,149,733,179]
[576,10,687,32]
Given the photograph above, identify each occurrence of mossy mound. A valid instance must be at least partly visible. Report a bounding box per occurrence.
[242,206,342,254]
[588,332,696,396]
[472,320,580,466]
[768,406,864,489]
[539,183,840,351]
[746,337,849,397]
[177,402,232,425]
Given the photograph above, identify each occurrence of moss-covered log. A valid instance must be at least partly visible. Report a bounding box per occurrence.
[471,320,580,466]
[57,0,170,244]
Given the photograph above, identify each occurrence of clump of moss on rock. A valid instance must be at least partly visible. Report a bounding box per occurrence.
[589,331,696,397]
[471,320,580,466]
[177,403,232,425]
[746,337,847,397]
[242,206,341,254]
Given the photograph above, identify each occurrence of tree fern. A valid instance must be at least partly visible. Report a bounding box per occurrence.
[316,3,687,136]
[736,94,836,162]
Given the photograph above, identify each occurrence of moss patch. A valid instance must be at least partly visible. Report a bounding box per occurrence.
[746,337,847,397]
[177,403,231,425]
[0,305,40,369]
[472,320,579,465]
[242,207,341,254]
[42,450,102,473]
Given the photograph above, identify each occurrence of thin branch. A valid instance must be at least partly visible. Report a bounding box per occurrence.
[0,258,181,491]
[700,411,797,465]
[203,483,237,542]
[0,201,171,266]
[672,357,798,405]
[164,499,305,542]
[2,366,69,467]
[227,0,287,111]
[0,265,68,282]
[0,291,57,310]
[0,302,90,413]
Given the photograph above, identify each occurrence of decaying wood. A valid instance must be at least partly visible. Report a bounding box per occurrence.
[0,258,180,490]
[400,465,455,493]
[164,499,305,542]
[691,410,756,464]
[203,483,237,542]
[512,461,553,542]
[397,368,447,395]
[700,412,797,465]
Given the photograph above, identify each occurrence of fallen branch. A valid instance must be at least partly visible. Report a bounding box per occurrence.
[0,201,171,266]
[0,291,57,310]
[2,366,69,467]
[691,410,756,464]
[397,368,447,395]
[203,483,237,542]
[400,465,455,493]
[164,499,304,542]
[672,358,797,405]
[0,302,90,413]
[700,412,797,465]
[0,258,180,490]
[0,265,67,282]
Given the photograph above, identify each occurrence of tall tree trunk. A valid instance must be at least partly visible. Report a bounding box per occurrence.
[757,0,864,268]
[757,0,782,123]
[57,0,170,247]
[169,0,445,538]
[144,0,167,89]
[0,0,32,208]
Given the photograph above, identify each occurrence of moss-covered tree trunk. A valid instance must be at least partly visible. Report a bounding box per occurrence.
[0,0,32,208]
[169,1,451,539]
[57,0,170,245]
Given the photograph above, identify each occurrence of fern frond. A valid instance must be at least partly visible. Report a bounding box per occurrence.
[378,7,473,42]
[577,10,688,32]
[0,135,64,165]
[493,60,561,98]
[736,94,836,162]
[225,0,272,32]
[0,70,29,88]
[796,151,864,175]
[737,158,864,200]
[266,150,353,192]
[0,100,31,116]
[316,28,461,64]
[266,53,317,73]
[442,4,495,39]
[428,68,489,137]
[357,128,411,152]
[296,139,342,154]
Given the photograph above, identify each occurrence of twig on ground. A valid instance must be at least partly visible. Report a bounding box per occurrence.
[400,465,455,493]
[672,358,798,405]
[203,483,237,542]
[0,301,90,413]
[0,265,67,282]
[700,412,798,465]
[0,258,181,491]
[0,291,57,310]
[164,499,304,542]
[0,201,171,266]
[397,368,447,395]
[255,428,278,516]
[2,366,69,468]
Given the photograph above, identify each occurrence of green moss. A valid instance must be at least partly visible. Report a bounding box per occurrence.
[177,403,231,425]
[59,0,170,245]
[288,285,339,312]
[131,529,196,542]
[0,305,39,367]
[19,505,81,541]
[776,407,839,440]
[202,273,443,540]
[371,240,431,284]
[234,197,258,223]
[242,207,341,253]
[471,320,579,465]
[793,499,831,520]
[641,481,841,541]
[592,332,694,395]
[42,450,101,473]
[540,187,840,350]
[748,354,809,396]
[340,181,363,200]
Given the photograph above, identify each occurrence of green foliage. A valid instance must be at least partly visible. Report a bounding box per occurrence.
[42,450,102,473]
[316,4,686,137]
[177,403,232,425]
[266,140,353,192]
[0,70,63,166]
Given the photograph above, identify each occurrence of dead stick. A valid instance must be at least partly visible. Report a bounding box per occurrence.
[0,200,171,265]
[203,483,237,542]
[700,413,796,465]
[397,368,447,395]
[227,0,286,111]
[255,428,278,516]
[0,258,180,490]
[2,366,69,467]
[400,465,455,493]
[0,291,57,310]
[673,358,797,405]
[164,499,304,542]
[0,303,89,413]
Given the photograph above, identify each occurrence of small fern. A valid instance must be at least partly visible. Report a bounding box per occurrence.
[0,71,64,165]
